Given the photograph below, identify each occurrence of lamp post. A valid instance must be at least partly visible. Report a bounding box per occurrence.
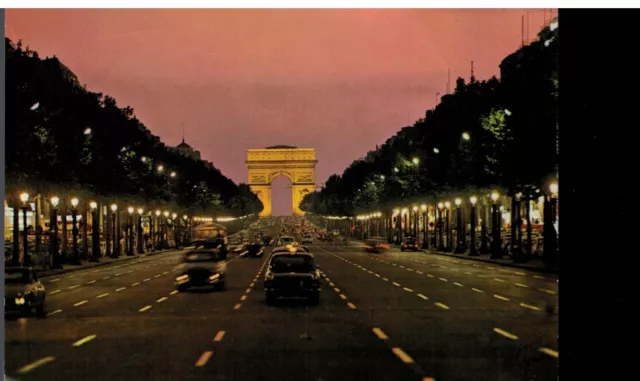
[454,198,465,254]
[155,210,161,250]
[412,206,419,238]
[172,213,178,248]
[50,196,62,269]
[490,192,502,259]
[437,203,445,251]
[111,203,119,258]
[163,211,170,247]
[182,214,189,246]
[70,197,81,265]
[421,204,428,249]
[89,201,101,262]
[480,197,490,255]
[469,196,479,256]
[543,183,559,266]
[514,193,524,263]
[444,201,452,252]
[137,208,145,254]
[127,207,135,256]
[149,212,155,252]
[19,192,30,266]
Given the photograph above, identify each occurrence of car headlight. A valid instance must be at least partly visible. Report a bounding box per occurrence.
[15,297,25,305]
[176,274,189,282]
[209,274,220,281]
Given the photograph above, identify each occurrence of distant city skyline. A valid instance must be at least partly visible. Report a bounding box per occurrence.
[7,9,554,215]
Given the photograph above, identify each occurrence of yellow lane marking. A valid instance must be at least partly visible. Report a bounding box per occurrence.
[403,287,414,292]
[375,274,381,277]
[86,280,96,284]
[417,294,429,300]
[240,295,247,301]
[391,347,415,364]
[392,282,401,287]
[372,327,389,340]
[520,303,541,311]
[17,356,56,374]
[233,303,242,310]
[73,335,97,347]
[47,309,63,316]
[157,297,168,303]
[154,274,161,278]
[116,287,126,292]
[539,347,559,358]
[515,283,529,288]
[382,278,389,281]
[50,290,61,295]
[170,290,178,295]
[339,294,348,300]
[472,288,484,293]
[416,270,424,274]
[68,285,80,290]
[333,287,341,293]
[195,351,213,367]
[347,302,357,309]
[131,282,140,287]
[435,302,450,310]
[493,278,506,283]
[143,278,151,282]
[439,278,448,282]
[97,293,109,298]
[139,305,152,312]
[73,300,88,307]
[102,276,111,280]
[245,288,252,293]
[453,282,464,287]
[213,330,226,342]
[493,294,510,301]
[539,288,557,295]
[493,328,519,340]
[50,278,60,282]
[427,274,435,278]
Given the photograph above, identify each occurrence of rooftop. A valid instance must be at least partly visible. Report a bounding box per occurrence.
[265,145,297,149]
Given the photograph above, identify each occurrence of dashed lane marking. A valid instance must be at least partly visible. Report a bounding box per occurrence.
[245,288,252,293]
[240,295,247,301]
[17,356,56,374]
[392,282,401,287]
[427,274,435,278]
[520,303,541,311]
[50,290,61,295]
[143,278,151,282]
[435,302,450,310]
[213,330,226,342]
[539,347,559,358]
[403,287,414,292]
[139,305,152,312]
[68,285,80,290]
[102,277,111,280]
[453,282,464,287]
[472,288,484,293]
[339,294,348,300]
[347,302,357,309]
[383,278,389,281]
[367,325,390,341]
[170,290,178,295]
[375,274,381,277]
[195,351,213,367]
[97,293,109,298]
[50,279,60,283]
[464,272,473,275]
[73,300,88,307]
[333,287,341,293]
[86,280,96,284]
[391,347,415,364]
[72,335,97,347]
[515,271,526,275]
[233,303,242,310]
[439,278,448,282]
[515,283,529,288]
[493,294,510,301]
[116,287,126,292]
[157,297,168,303]
[417,294,429,300]
[493,278,506,283]
[539,288,557,295]
[416,271,424,274]
[47,309,63,316]
[131,282,140,287]
[494,328,519,340]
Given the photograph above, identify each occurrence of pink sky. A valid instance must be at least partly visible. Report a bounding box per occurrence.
[7,9,554,215]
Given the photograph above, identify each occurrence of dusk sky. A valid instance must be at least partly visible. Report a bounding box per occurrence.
[7,9,554,215]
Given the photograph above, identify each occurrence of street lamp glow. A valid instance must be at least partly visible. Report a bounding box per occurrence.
[412,157,419,165]
[462,132,471,141]
[155,210,161,216]
[549,183,559,195]
[421,204,427,211]
[164,211,169,217]
[401,208,408,215]
[491,192,500,202]
[455,198,462,206]
[470,196,478,205]
[412,206,418,212]
[438,202,444,209]
[445,201,451,209]
[138,208,144,215]
[380,175,385,180]
[170,171,177,178]
[89,201,98,210]
[504,109,512,116]
[110,204,118,212]
[433,148,440,153]
[157,165,164,172]
[393,167,399,173]
[141,156,147,163]
[172,213,177,219]
[393,209,400,215]
[183,214,188,220]
[83,127,92,135]
[128,206,134,214]
[19,192,29,203]
[71,198,79,208]
[50,196,60,207]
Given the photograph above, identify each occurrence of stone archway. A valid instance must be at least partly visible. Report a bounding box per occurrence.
[246,146,317,217]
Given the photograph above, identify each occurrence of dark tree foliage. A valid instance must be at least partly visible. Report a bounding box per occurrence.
[301,21,558,215]
[5,38,262,216]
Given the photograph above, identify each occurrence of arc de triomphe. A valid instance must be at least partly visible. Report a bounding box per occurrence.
[246,146,317,217]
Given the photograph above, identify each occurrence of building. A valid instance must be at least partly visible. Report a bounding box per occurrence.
[175,138,201,160]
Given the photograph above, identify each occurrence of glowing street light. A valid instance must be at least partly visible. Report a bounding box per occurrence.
[421,204,427,211]
[164,211,169,217]
[128,206,134,215]
[111,204,118,212]
[141,156,147,163]
[393,167,399,173]
[19,192,29,203]
[455,198,462,206]
[172,213,177,219]
[84,127,92,135]
[90,201,98,210]
[157,165,164,173]
[155,210,161,216]
[491,192,500,202]
[51,196,60,207]
[170,171,177,178]
[462,132,471,141]
[549,182,559,195]
[412,206,418,212]
[438,202,444,209]
[71,198,79,208]
[470,196,477,205]
[137,208,144,215]
[433,148,440,154]
[444,201,451,209]
[380,175,385,180]
[412,157,420,165]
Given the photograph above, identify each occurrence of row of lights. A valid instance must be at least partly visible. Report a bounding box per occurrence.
[356,212,382,220]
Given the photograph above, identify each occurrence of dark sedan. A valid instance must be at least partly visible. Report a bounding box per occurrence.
[264,250,320,305]
[175,249,227,292]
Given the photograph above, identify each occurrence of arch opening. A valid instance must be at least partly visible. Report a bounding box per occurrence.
[270,175,293,216]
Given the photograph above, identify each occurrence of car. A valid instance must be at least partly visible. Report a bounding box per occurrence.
[244,243,264,258]
[401,237,419,251]
[5,267,46,317]
[262,236,273,246]
[301,234,313,245]
[277,236,295,246]
[175,249,227,292]
[264,249,321,305]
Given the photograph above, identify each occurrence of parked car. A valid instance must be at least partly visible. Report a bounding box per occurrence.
[401,237,419,252]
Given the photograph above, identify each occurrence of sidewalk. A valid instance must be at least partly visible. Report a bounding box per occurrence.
[348,239,557,275]
[35,248,183,278]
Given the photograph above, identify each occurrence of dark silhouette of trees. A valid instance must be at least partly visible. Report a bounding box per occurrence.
[5,38,262,216]
[301,20,558,215]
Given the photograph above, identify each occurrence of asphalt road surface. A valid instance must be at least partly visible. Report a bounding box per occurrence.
[5,241,558,381]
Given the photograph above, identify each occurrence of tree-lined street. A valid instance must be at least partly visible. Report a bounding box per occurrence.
[6,235,557,381]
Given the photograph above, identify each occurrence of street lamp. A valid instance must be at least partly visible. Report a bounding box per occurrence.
[50,196,62,269]
[393,167,399,173]
[490,192,502,259]
[437,202,445,251]
[462,132,471,141]
[544,182,559,266]
[412,157,420,165]
[433,148,440,154]
[137,208,145,254]
[469,196,479,256]
[157,165,164,173]
[83,127,92,135]
[127,207,135,256]
[412,206,419,238]
[155,210,161,250]
[380,175,385,180]
[19,192,30,266]
[89,201,101,262]
[70,197,81,265]
[110,203,119,257]
[444,201,452,252]
[421,204,428,249]
[454,198,465,254]
[170,171,177,178]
